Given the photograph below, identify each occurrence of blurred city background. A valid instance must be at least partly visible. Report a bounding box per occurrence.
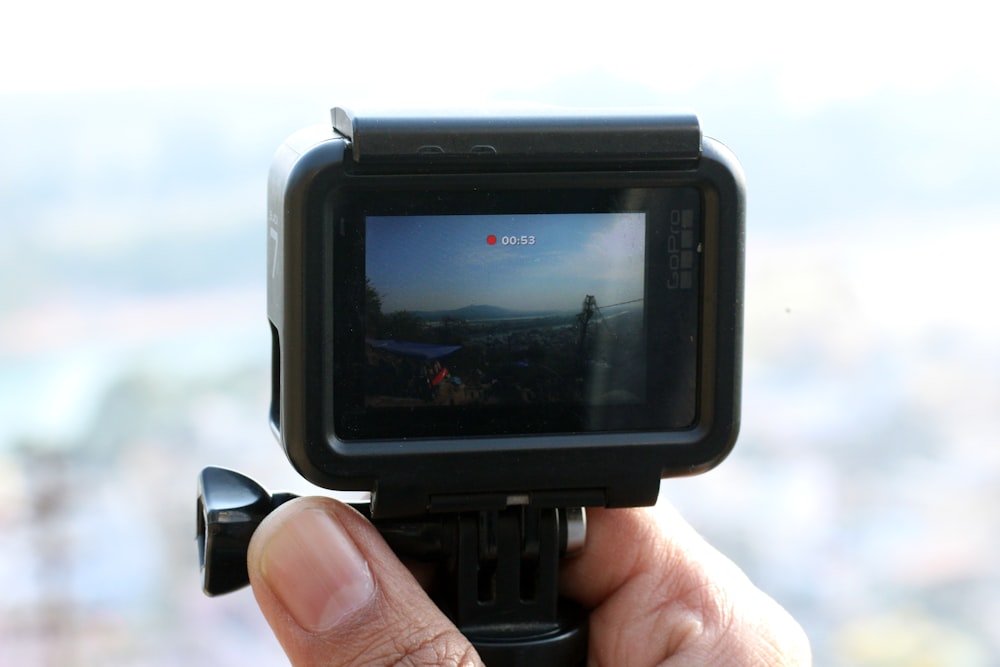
[2,1,998,665]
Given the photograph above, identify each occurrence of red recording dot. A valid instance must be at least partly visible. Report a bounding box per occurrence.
[486,234,497,245]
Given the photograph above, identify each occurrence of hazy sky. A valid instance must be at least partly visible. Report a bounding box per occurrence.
[366,213,645,313]
[4,1,995,112]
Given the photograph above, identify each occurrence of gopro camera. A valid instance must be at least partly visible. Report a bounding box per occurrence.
[199,108,744,664]
[266,108,745,519]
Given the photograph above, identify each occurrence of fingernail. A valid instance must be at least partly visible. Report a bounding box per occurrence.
[260,507,375,632]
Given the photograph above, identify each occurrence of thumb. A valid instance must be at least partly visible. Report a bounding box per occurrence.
[247,496,482,667]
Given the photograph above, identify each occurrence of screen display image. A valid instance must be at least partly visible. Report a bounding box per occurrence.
[364,213,647,409]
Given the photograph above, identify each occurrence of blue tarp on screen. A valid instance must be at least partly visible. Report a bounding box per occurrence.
[367,339,462,360]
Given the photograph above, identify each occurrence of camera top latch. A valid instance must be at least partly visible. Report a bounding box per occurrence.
[331,106,703,170]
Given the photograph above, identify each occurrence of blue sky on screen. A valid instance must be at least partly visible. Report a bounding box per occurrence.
[366,213,645,313]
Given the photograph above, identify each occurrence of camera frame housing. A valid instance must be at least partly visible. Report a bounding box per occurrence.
[267,108,745,519]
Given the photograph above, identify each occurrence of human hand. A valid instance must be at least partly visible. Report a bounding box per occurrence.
[247,497,812,666]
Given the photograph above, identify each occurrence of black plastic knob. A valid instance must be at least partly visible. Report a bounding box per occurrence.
[196,466,297,596]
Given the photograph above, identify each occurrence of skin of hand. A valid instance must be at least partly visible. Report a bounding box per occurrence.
[247,496,812,667]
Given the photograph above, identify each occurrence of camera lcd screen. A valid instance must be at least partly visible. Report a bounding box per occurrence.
[332,186,702,440]
[365,212,647,408]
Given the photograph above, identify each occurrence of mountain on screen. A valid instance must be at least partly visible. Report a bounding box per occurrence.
[412,304,565,322]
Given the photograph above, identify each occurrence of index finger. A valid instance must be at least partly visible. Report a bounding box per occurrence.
[560,504,812,666]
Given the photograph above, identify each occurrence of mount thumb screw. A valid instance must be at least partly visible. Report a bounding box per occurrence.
[196,466,297,595]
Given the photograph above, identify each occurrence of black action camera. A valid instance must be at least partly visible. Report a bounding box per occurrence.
[267,108,744,518]
[200,107,744,665]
